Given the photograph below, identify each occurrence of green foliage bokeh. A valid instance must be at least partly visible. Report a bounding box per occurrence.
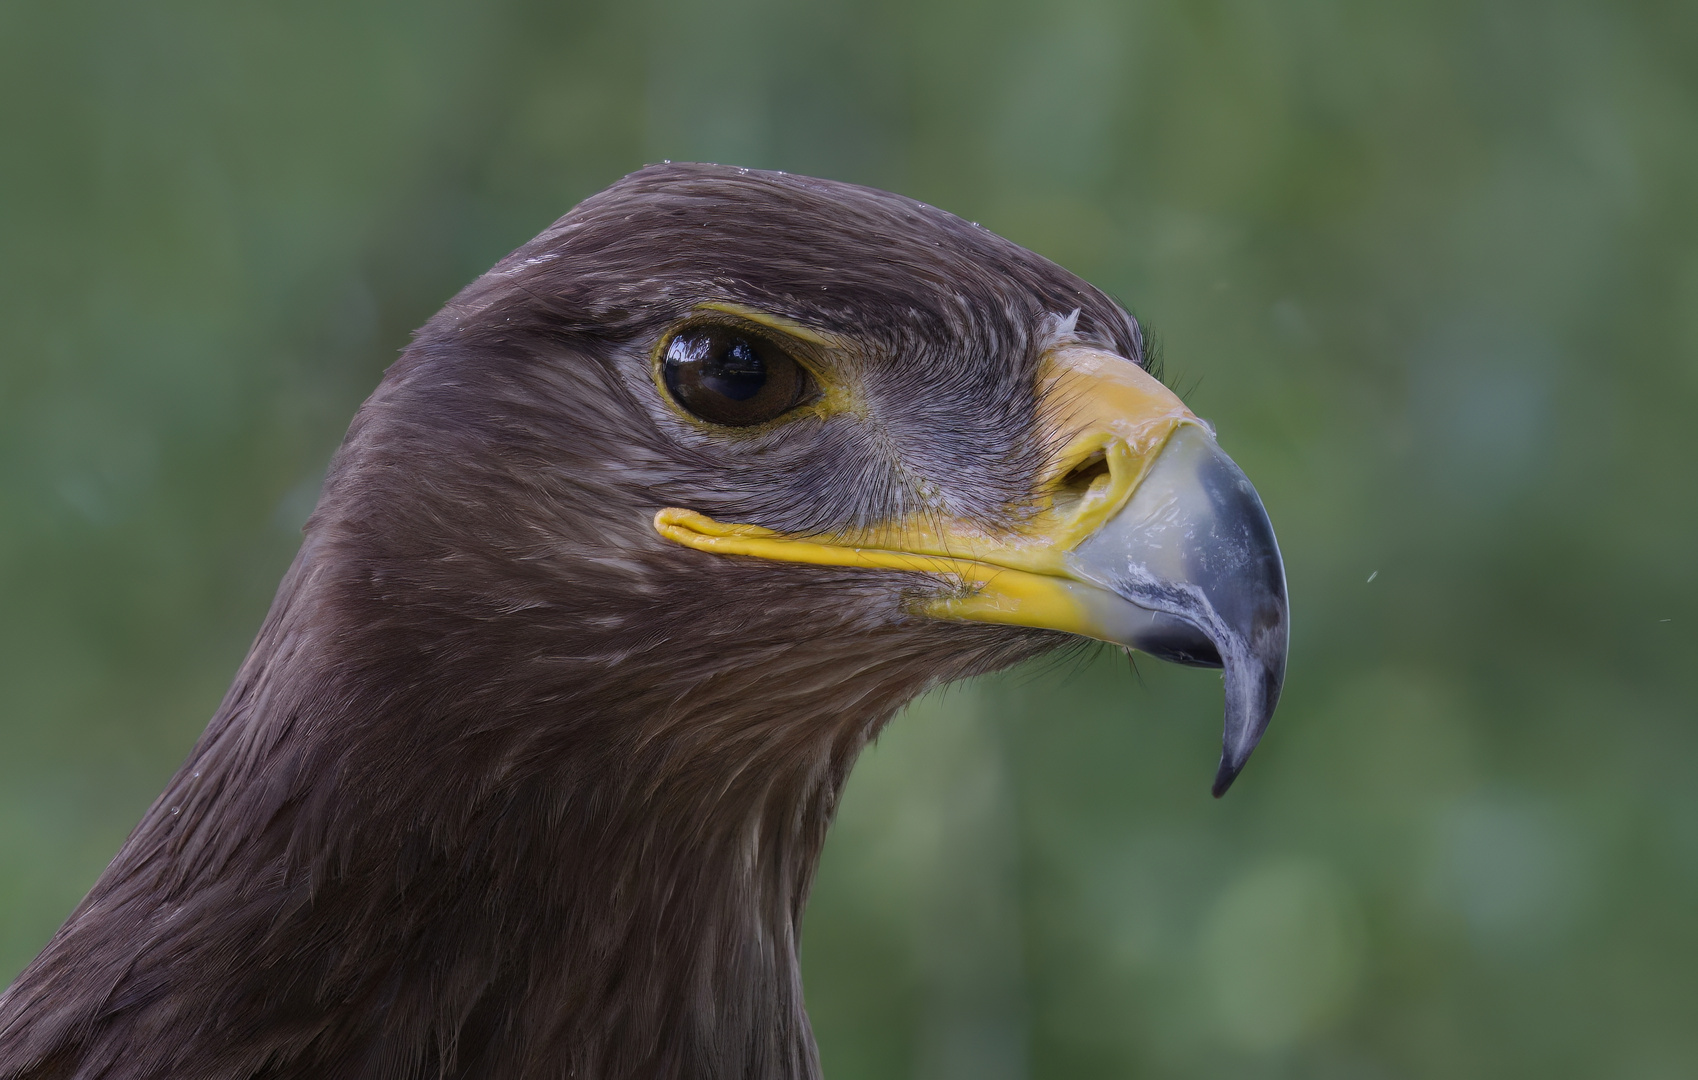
[2,1,1695,1076]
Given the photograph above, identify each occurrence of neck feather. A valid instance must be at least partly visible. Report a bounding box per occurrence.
[0,551,898,1080]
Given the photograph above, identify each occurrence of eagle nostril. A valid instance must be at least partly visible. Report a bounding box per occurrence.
[1052,451,1111,518]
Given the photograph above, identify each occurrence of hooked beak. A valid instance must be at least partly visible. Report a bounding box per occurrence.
[655,344,1288,796]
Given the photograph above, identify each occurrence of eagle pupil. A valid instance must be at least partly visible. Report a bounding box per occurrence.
[662,327,805,427]
[706,339,766,401]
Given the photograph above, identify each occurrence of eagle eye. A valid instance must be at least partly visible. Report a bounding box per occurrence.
[661,327,808,427]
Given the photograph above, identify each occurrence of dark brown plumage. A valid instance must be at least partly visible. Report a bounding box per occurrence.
[0,164,1169,1080]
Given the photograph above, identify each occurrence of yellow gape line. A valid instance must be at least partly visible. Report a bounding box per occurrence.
[653,506,1108,637]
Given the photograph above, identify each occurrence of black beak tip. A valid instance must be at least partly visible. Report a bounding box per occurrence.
[1209,662,1280,798]
[1215,672,1276,798]
[1210,756,1243,798]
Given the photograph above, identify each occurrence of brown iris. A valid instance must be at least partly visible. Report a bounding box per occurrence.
[661,327,808,427]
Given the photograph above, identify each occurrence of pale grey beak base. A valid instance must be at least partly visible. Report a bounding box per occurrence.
[1068,425,1289,797]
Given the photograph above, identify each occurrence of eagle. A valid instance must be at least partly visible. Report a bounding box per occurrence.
[0,163,1286,1080]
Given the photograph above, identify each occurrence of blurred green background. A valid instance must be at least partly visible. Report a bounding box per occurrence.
[2,0,1695,1076]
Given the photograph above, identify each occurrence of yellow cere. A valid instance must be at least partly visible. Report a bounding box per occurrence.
[654,345,1201,643]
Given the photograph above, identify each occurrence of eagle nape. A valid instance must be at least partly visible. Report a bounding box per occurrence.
[0,163,1289,1080]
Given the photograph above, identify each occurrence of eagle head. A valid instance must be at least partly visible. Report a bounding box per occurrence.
[0,163,1286,1080]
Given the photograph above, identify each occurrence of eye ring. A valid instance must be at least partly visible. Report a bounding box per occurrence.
[660,326,811,427]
